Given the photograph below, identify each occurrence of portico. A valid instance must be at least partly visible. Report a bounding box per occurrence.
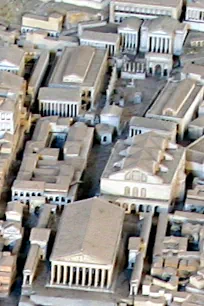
[49,197,124,292]
[148,35,172,54]
[50,263,113,289]
[118,17,142,53]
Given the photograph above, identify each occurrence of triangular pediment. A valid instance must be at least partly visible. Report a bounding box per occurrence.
[151,30,168,35]
[54,252,101,264]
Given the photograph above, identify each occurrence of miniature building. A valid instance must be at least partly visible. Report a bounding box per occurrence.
[55,0,111,10]
[80,30,120,56]
[0,71,27,199]
[130,252,144,295]
[188,117,204,140]
[118,17,142,53]
[27,51,50,106]
[145,52,173,77]
[186,135,204,178]
[48,46,108,109]
[95,123,114,145]
[30,228,51,260]
[100,105,123,133]
[139,17,188,56]
[121,60,146,80]
[24,31,79,51]
[101,132,186,213]
[12,117,94,207]
[38,87,82,117]
[21,13,63,37]
[151,211,204,296]
[110,0,183,23]
[146,79,204,140]
[23,244,40,287]
[128,237,141,269]
[0,46,25,76]
[129,116,177,142]
[0,252,17,295]
[5,202,23,223]
[185,0,204,32]
[49,197,124,290]
[65,9,105,30]
[185,184,204,213]
[181,63,204,84]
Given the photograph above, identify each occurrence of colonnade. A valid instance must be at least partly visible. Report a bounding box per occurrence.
[50,264,112,289]
[40,102,78,117]
[119,32,138,51]
[81,40,117,56]
[123,61,145,73]
[186,9,204,21]
[148,36,172,54]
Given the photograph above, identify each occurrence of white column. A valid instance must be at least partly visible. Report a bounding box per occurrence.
[76,267,80,285]
[63,265,67,284]
[88,268,92,286]
[50,264,55,284]
[164,38,169,53]
[94,269,99,287]
[82,268,86,286]
[57,265,61,284]
[151,36,155,52]
[169,39,172,53]
[160,38,164,53]
[155,36,160,52]
[125,33,128,48]
[107,270,112,288]
[101,269,106,288]
[69,266,73,286]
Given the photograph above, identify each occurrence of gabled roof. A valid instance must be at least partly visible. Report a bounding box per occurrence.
[0,46,24,67]
[119,17,142,31]
[50,197,124,265]
[143,16,186,35]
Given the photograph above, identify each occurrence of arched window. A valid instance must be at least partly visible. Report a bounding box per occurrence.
[124,186,130,196]
[141,188,146,198]
[132,187,138,197]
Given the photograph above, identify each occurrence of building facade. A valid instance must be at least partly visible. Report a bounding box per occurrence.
[80,30,120,56]
[101,132,186,213]
[109,0,183,23]
[146,79,204,140]
[185,0,204,32]
[48,46,108,110]
[12,117,94,207]
[21,13,63,37]
[139,17,188,56]
[49,197,124,291]
[118,17,142,53]
[38,87,82,117]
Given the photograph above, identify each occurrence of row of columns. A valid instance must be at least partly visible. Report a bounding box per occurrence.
[81,41,116,56]
[116,201,154,213]
[120,32,137,51]
[40,102,78,117]
[50,264,112,289]
[186,9,204,21]
[114,5,170,17]
[108,44,116,56]
[123,62,145,73]
[149,36,172,54]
